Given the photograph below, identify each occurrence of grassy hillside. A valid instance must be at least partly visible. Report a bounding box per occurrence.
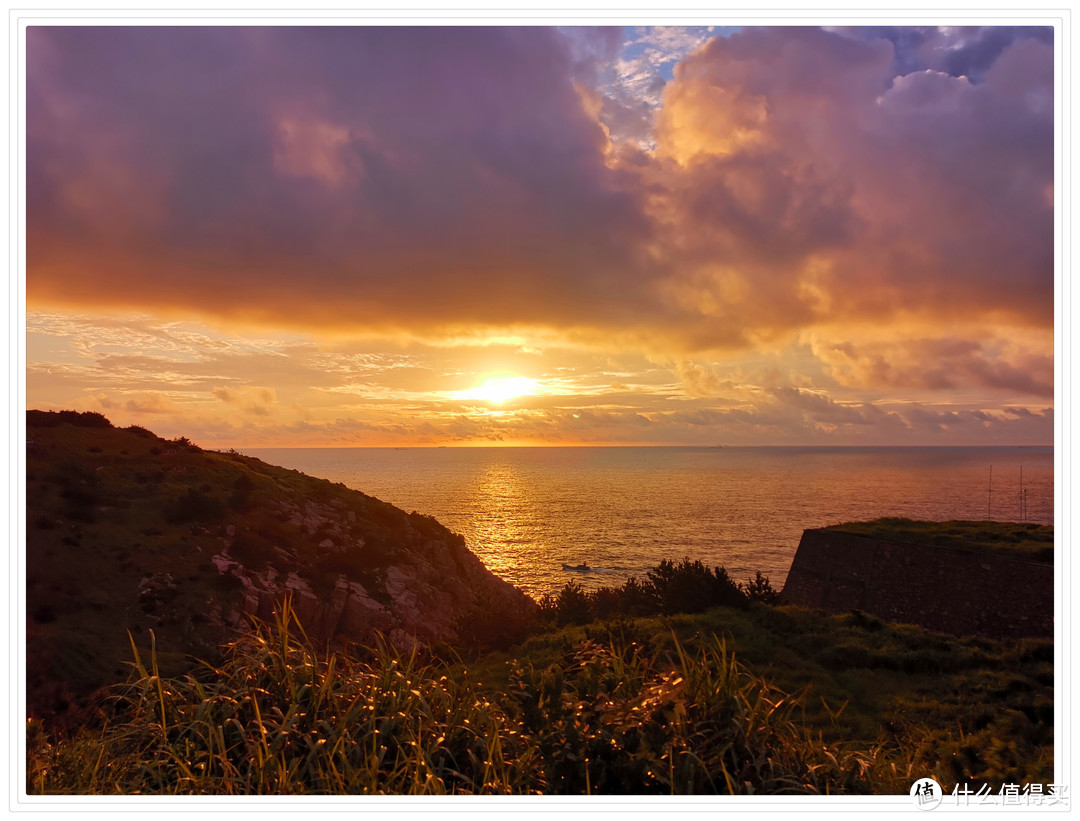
[823,518,1054,563]
[26,411,530,724]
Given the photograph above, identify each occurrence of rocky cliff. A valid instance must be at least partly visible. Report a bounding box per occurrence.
[26,411,536,723]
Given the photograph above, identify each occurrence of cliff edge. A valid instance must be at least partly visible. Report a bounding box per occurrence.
[26,411,536,723]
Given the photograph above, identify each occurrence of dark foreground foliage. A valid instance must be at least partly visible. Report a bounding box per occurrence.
[27,410,113,429]
[27,597,1053,796]
[25,604,899,795]
[539,558,780,626]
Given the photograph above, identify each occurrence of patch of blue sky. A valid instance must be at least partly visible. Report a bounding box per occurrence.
[619,25,738,81]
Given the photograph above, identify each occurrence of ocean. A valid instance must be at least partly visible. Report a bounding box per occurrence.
[242,446,1054,599]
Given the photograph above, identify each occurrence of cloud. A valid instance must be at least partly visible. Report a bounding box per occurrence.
[96,391,176,415]
[28,26,652,335]
[807,332,1054,398]
[28,306,1051,446]
[212,385,277,416]
[26,26,1053,413]
[829,25,1052,82]
[674,360,738,398]
[638,26,1052,353]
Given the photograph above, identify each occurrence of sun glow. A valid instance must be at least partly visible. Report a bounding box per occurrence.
[456,376,540,404]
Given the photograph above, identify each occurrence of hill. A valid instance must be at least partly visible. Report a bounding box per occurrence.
[26,411,535,724]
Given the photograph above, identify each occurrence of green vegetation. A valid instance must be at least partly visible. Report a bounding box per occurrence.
[25,413,1054,795]
[539,559,778,626]
[26,412,500,721]
[824,518,1054,564]
[27,596,1052,795]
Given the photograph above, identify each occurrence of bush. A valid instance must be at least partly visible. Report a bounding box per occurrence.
[453,590,538,652]
[553,581,592,626]
[741,571,781,605]
[538,560,770,626]
[227,532,275,569]
[27,410,112,429]
[163,489,225,525]
[228,474,256,512]
[645,558,745,614]
[61,485,98,523]
[124,425,158,439]
[590,576,655,619]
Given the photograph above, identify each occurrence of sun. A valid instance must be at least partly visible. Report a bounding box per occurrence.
[458,376,540,404]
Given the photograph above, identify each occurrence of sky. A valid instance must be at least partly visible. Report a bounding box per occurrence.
[25,24,1055,447]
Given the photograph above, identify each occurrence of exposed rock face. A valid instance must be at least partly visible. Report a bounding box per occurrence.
[212,498,534,651]
[25,414,537,723]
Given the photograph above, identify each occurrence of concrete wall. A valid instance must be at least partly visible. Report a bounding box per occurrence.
[781,529,1053,640]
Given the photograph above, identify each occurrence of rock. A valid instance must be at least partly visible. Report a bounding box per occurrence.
[212,552,239,574]
[24,417,541,724]
[332,577,391,640]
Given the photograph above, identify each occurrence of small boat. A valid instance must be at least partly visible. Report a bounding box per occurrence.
[562,563,591,572]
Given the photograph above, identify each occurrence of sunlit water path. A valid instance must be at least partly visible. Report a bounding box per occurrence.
[242,446,1054,598]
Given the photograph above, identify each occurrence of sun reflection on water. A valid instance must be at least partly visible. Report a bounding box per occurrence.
[243,446,1055,599]
[466,463,543,589]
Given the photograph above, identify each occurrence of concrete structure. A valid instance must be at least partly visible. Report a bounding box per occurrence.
[781,528,1052,640]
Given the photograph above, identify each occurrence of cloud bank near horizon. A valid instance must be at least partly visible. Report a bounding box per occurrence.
[25,25,1055,445]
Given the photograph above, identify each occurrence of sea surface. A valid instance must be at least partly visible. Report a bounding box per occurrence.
[242,446,1054,598]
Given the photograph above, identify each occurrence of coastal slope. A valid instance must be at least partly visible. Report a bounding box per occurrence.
[26,411,535,722]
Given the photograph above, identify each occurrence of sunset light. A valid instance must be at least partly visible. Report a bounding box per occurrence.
[23,18,1059,800]
[455,376,542,404]
[24,24,1053,449]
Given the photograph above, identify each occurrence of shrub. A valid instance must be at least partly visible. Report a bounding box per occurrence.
[645,558,746,614]
[539,560,769,626]
[741,571,781,605]
[553,581,592,626]
[228,474,256,512]
[453,590,538,653]
[27,410,112,429]
[163,489,225,525]
[124,425,158,439]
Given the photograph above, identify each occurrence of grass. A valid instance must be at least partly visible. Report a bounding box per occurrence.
[24,603,872,794]
[27,598,1053,795]
[823,518,1053,564]
[26,415,500,720]
[25,415,1055,795]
